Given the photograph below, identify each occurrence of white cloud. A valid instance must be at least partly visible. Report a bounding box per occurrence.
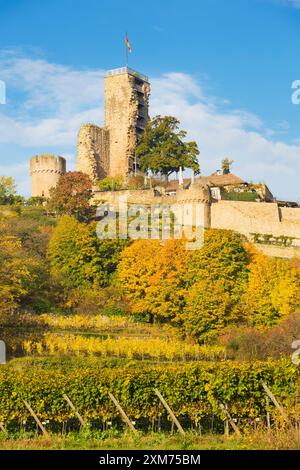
[283,0,300,8]
[151,73,300,200]
[0,51,104,146]
[0,51,299,200]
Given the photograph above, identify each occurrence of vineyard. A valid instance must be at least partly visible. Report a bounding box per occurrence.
[1,313,300,450]
[0,358,299,434]
[22,333,226,361]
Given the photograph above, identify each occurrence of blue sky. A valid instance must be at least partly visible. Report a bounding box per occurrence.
[0,0,300,199]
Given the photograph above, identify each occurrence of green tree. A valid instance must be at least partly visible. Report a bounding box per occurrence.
[136,116,200,179]
[180,229,249,339]
[47,216,127,292]
[185,229,249,300]
[0,176,17,205]
[221,158,234,174]
[97,176,125,191]
[183,279,232,341]
[48,171,93,221]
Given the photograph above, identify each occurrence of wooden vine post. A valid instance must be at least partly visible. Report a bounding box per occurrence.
[262,382,291,425]
[63,394,86,427]
[154,389,186,436]
[108,392,138,434]
[23,400,50,437]
[219,402,241,436]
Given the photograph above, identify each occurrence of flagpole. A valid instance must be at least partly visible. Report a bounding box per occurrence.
[125,32,128,68]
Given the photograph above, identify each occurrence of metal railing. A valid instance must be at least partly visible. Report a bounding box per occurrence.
[105,67,149,83]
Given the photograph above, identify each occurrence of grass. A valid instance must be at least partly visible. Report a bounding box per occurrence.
[0,430,299,450]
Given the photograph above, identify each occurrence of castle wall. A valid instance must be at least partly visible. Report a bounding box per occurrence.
[92,189,300,258]
[211,200,300,241]
[77,124,109,183]
[93,189,177,206]
[30,155,66,198]
[211,200,300,257]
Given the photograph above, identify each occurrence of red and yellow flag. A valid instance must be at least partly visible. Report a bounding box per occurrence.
[125,34,132,53]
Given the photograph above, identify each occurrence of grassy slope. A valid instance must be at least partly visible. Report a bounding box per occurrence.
[0,431,299,450]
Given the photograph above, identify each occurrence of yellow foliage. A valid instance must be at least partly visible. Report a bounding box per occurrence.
[117,239,192,321]
[23,332,226,361]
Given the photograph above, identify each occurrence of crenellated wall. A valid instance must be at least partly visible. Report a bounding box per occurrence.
[30,154,66,197]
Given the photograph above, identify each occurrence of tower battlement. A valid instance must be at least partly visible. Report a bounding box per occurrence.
[30,154,66,197]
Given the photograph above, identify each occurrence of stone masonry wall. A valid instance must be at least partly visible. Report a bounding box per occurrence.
[211,200,300,257]
[30,154,66,197]
[77,124,109,183]
[104,72,150,177]
[93,191,300,258]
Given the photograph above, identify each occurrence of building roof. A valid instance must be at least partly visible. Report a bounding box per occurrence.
[165,173,246,192]
[196,173,246,187]
[165,178,192,191]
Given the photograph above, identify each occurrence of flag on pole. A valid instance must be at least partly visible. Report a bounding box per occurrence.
[125,34,132,53]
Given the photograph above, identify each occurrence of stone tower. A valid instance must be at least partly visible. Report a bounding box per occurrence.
[77,124,109,181]
[104,67,150,177]
[30,154,66,197]
[76,67,150,183]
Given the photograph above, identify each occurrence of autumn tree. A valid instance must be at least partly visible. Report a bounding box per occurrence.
[117,239,192,322]
[241,247,300,326]
[0,235,39,315]
[135,116,200,179]
[48,171,93,221]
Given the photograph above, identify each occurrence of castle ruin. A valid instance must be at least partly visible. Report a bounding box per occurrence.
[29,65,300,259]
[77,67,150,182]
[30,154,66,198]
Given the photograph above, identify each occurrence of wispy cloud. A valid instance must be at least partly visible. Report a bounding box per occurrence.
[0,50,299,200]
[276,0,300,8]
[0,50,104,146]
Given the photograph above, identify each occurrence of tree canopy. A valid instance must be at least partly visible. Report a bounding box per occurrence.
[135,116,200,178]
[48,171,93,221]
[0,176,17,205]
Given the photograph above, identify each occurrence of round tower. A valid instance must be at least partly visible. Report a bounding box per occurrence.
[30,154,66,198]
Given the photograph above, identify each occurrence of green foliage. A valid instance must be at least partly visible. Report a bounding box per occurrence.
[0,207,59,313]
[183,279,232,340]
[26,196,46,207]
[0,359,298,428]
[47,216,128,292]
[0,176,18,205]
[181,229,249,339]
[221,191,258,202]
[221,158,234,174]
[136,116,200,178]
[97,176,125,191]
[186,229,249,289]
